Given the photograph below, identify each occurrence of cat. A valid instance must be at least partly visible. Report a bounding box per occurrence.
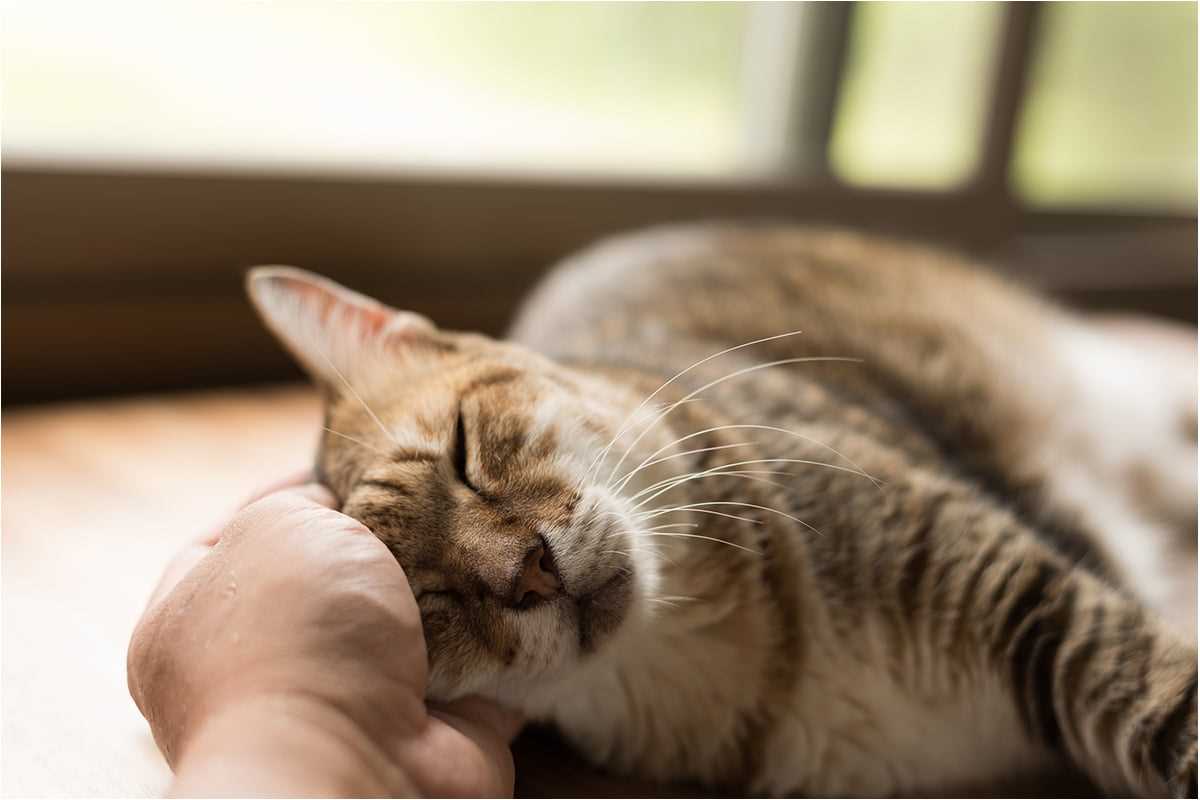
[247,223,1197,797]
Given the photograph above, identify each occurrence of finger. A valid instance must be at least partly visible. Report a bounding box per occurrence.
[145,541,212,610]
[196,469,320,546]
[235,483,339,526]
[425,699,520,796]
[273,482,338,509]
[241,467,319,507]
[168,485,336,603]
[429,695,525,743]
[196,523,226,548]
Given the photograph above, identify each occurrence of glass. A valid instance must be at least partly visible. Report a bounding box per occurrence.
[829,2,1006,190]
[1,2,750,178]
[1012,1,1197,210]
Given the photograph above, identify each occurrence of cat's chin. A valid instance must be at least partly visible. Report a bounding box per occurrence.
[424,570,639,706]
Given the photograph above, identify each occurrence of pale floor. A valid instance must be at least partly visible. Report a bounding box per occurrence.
[2,385,322,797]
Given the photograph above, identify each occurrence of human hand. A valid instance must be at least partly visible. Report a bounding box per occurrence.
[128,480,521,797]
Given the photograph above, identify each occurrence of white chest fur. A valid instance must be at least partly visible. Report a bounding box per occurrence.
[527,612,1048,795]
[1041,323,1196,635]
[754,622,1049,795]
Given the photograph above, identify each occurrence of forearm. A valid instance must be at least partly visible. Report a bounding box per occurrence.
[168,696,419,798]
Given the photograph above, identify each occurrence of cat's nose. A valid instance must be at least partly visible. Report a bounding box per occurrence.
[512,540,561,609]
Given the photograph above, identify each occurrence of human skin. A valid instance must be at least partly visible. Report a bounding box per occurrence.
[127,481,522,797]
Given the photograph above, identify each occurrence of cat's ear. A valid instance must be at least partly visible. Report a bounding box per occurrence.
[246,266,436,386]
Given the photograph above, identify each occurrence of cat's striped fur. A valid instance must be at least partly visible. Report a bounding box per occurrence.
[248,224,1196,796]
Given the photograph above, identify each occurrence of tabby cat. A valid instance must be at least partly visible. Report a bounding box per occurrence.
[247,224,1197,797]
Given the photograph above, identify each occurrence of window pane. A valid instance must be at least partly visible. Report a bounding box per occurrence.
[1013,2,1197,210]
[829,2,1005,189]
[2,2,749,177]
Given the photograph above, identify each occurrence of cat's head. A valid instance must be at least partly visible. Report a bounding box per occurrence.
[247,267,673,702]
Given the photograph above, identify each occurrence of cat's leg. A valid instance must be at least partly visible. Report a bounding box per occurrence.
[917,494,1198,797]
[991,564,1194,796]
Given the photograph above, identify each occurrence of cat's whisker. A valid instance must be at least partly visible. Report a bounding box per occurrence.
[605,356,864,485]
[603,522,699,541]
[628,466,796,501]
[631,457,874,508]
[313,347,400,447]
[654,549,681,568]
[321,426,390,456]
[648,593,701,612]
[612,423,884,494]
[646,596,694,611]
[586,330,808,483]
[623,471,795,513]
[655,594,701,603]
[596,512,699,529]
[637,506,763,526]
[599,548,634,560]
[586,397,683,487]
[608,441,756,492]
[623,533,665,557]
[642,500,825,537]
[629,522,702,532]
[640,530,762,555]
[605,524,701,543]
[700,471,796,492]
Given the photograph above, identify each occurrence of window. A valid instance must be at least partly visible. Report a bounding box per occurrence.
[3,1,1195,206]
[3,1,1195,404]
[2,2,751,177]
[1013,1,1197,210]
[829,2,1005,189]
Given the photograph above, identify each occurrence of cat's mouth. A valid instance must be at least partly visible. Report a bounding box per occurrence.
[543,487,647,660]
[575,569,634,653]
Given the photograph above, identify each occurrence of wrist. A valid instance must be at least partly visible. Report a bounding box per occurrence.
[170,693,419,798]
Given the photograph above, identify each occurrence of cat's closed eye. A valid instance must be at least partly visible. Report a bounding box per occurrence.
[452,407,476,492]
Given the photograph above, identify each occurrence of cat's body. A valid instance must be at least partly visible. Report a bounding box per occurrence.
[248,224,1197,796]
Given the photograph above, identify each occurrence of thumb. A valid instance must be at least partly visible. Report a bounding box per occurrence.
[429,695,525,743]
[145,542,212,611]
[425,696,522,797]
